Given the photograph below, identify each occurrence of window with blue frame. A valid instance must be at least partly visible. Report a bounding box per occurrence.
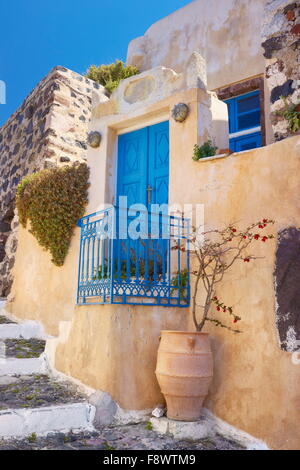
[225,90,262,152]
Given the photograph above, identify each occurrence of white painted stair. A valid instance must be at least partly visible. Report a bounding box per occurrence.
[0,401,95,439]
[0,321,46,340]
[0,302,96,439]
[0,354,48,376]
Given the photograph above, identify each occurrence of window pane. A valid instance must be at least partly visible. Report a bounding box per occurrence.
[238,111,260,130]
[237,94,260,113]
[240,141,258,151]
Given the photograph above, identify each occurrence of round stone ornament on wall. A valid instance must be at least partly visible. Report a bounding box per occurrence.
[87,131,102,148]
[171,103,189,122]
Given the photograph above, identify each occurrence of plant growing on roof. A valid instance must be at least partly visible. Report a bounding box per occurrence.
[172,219,275,333]
[85,60,139,94]
[16,162,90,267]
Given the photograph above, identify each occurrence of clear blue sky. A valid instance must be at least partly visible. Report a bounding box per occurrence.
[0,0,192,126]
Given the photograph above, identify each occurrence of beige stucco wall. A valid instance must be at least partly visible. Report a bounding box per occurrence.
[172,135,300,451]
[8,135,300,449]
[10,224,187,409]
[127,0,273,144]
[127,0,267,90]
[7,64,300,449]
[8,67,226,411]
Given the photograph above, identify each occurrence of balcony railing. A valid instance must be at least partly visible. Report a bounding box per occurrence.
[77,207,190,307]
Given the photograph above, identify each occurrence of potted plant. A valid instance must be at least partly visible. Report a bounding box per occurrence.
[156,219,274,421]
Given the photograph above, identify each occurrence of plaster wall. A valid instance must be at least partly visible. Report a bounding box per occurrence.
[7,65,225,411]
[127,0,273,145]
[6,66,300,449]
[127,0,267,91]
[173,135,300,451]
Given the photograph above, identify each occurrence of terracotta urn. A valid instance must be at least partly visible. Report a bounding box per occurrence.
[155,330,213,421]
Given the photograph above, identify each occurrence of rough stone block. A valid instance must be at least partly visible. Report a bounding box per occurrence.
[88,390,117,427]
[274,227,300,351]
[150,415,214,440]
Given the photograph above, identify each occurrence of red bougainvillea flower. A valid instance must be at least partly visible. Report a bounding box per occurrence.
[233,317,238,323]
[258,224,264,229]
[254,234,260,240]
[223,308,227,312]
[262,236,268,242]
[217,306,221,311]
[213,296,218,301]
[230,228,237,232]
[263,219,268,223]
[242,235,247,239]
[244,258,250,262]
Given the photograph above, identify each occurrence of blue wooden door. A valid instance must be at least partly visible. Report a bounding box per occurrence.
[117,121,169,208]
[117,127,148,208]
[116,121,169,282]
[147,122,169,280]
[148,122,169,207]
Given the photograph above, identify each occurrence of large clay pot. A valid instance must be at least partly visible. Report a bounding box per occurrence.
[155,330,213,421]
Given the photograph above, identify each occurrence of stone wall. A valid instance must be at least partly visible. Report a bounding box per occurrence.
[262,1,300,140]
[274,227,300,352]
[0,66,106,296]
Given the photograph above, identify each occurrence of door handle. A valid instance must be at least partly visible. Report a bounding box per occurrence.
[146,185,153,205]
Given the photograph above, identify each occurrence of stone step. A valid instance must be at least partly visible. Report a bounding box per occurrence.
[0,402,95,439]
[150,410,269,450]
[0,374,95,438]
[1,338,46,359]
[0,320,47,340]
[0,355,48,376]
[0,422,246,450]
[0,315,16,325]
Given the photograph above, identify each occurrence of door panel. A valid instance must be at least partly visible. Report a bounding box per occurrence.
[116,122,169,281]
[117,127,148,207]
[147,122,169,277]
[148,121,169,207]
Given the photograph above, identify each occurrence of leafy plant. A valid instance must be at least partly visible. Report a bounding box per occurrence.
[28,432,37,443]
[95,257,163,282]
[192,141,218,161]
[86,60,139,94]
[172,219,275,332]
[171,268,189,302]
[16,163,90,266]
[277,97,300,133]
[95,242,164,282]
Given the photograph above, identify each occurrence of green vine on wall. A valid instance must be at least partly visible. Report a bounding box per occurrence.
[16,163,90,266]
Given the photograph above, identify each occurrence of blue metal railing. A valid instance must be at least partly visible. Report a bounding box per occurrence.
[76,207,190,307]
